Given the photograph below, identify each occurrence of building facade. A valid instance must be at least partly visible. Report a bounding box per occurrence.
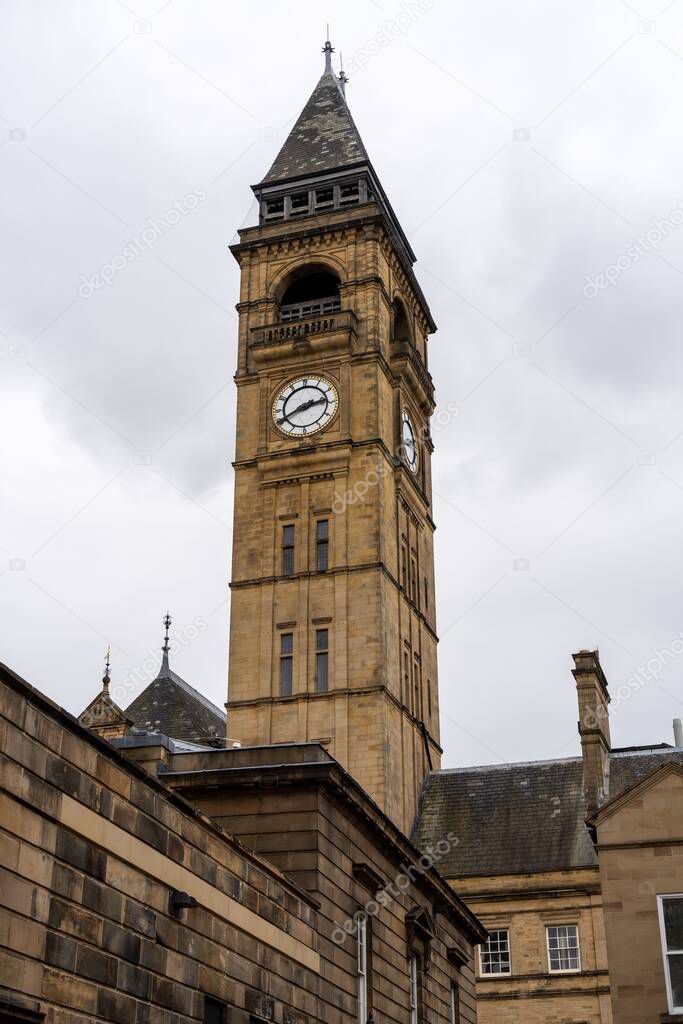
[589,759,683,1023]
[0,660,485,1024]
[412,650,683,1024]
[0,41,487,1024]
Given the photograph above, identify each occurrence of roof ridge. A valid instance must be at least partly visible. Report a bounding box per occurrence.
[433,755,582,776]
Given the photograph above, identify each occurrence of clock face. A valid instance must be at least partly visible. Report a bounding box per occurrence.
[272,375,339,437]
[401,410,418,472]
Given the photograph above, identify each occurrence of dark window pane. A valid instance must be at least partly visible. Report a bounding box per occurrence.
[282,525,295,575]
[316,629,328,651]
[664,898,683,951]
[316,540,328,571]
[316,520,329,540]
[204,997,226,1024]
[280,656,293,695]
[281,633,293,654]
[669,954,683,1008]
[316,652,328,692]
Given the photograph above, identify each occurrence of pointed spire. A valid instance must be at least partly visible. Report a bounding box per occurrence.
[322,32,334,75]
[259,39,368,187]
[161,611,172,673]
[102,645,111,694]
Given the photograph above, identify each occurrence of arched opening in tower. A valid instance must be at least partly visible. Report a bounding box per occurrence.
[279,269,341,322]
[392,298,411,344]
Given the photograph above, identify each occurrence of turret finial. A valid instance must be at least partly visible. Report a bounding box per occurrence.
[161,611,172,674]
[338,52,348,96]
[323,32,334,74]
[162,611,172,653]
[102,645,111,694]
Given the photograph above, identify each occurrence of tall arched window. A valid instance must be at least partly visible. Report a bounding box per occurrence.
[392,298,411,344]
[279,267,341,323]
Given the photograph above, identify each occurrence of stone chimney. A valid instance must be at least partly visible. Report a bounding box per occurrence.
[572,649,611,815]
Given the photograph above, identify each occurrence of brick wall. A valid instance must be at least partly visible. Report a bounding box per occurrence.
[0,667,327,1023]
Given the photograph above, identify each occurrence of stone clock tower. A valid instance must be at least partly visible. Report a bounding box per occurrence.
[227,41,441,833]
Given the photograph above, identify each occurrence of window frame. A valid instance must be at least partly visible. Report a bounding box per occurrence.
[408,953,419,1024]
[449,982,460,1024]
[545,924,581,975]
[315,519,329,571]
[315,628,329,693]
[357,915,368,1024]
[282,524,295,576]
[279,632,293,696]
[478,929,511,977]
[658,893,683,1014]
[203,995,227,1024]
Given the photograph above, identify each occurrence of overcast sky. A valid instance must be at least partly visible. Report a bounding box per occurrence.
[3,0,683,769]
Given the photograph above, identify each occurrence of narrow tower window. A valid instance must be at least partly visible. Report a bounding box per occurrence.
[392,298,411,344]
[290,191,310,216]
[340,180,360,205]
[315,187,334,210]
[280,633,293,696]
[282,524,295,576]
[404,651,410,709]
[315,629,329,692]
[408,955,419,1024]
[450,983,460,1024]
[316,519,329,571]
[357,917,368,1024]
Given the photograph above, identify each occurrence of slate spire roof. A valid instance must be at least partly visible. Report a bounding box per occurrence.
[259,39,370,186]
[124,615,226,747]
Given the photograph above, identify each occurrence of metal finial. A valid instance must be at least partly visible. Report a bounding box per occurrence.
[102,645,111,693]
[162,611,172,653]
[323,35,334,74]
[338,53,349,96]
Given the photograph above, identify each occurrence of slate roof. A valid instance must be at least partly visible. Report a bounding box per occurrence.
[124,652,226,747]
[260,69,369,185]
[412,746,683,878]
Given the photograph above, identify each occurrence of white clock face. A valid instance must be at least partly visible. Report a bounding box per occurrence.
[272,375,339,437]
[401,410,418,472]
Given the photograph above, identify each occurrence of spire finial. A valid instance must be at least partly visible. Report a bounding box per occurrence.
[323,32,334,74]
[162,611,172,653]
[338,52,348,96]
[161,611,172,674]
[102,645,111,694]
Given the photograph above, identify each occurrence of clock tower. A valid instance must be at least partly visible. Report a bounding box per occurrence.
[227,41,441,833]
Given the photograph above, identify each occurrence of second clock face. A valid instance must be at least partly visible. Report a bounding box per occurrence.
[272,375,339,437]
[401,410,418,472]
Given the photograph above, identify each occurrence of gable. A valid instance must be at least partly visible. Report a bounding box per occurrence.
[597,762,683,845]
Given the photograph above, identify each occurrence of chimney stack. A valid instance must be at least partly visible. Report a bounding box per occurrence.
[572,649,611,815]
[674,719,683,748]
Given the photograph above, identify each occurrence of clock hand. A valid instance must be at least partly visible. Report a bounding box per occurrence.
[280,396,326,424]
